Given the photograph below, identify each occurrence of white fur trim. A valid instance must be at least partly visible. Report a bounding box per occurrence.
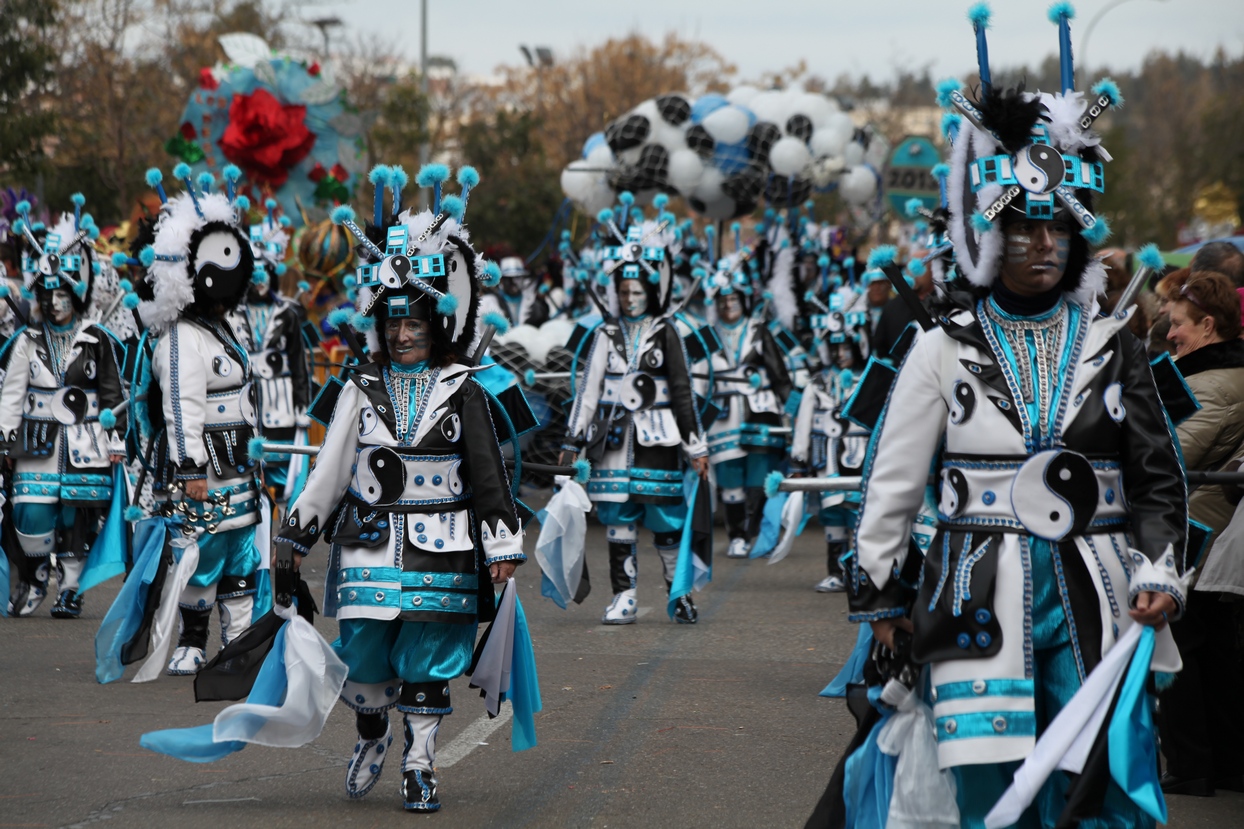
[1067,257,1107,309]
[141,192,239,332]
[1040,91,1102,156]
[768,243,798,330]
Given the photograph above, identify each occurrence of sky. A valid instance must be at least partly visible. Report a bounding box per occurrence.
[311,0,1244,85]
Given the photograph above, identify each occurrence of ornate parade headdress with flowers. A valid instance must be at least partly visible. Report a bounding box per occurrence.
[10,195,103,319]
[939,2,1119,304]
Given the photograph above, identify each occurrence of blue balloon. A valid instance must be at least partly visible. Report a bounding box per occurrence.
[690,93,729,124]
[582,132,608,159]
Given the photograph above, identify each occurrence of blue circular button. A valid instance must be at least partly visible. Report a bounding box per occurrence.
[982,491,995,505]
[976,632,992,648]
[1105,488,1115,504]
[218,405,226,413]
[434,539,444,549]
[957,633,971,649]
[415,522,425,532]
[418,534,427,543]
[975,609,992,624]
[415,475,425,485]
[432,475,442,485]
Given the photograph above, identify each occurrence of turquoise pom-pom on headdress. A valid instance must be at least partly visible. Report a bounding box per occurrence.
[482,310,510,335]
[936,78,963,110]
[1136,243,1165,273]
[866,245,897,270]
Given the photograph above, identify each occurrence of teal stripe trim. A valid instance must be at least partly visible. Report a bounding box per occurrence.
[337,586,401,609]
[936,710,1036,742]
[934,679,1034,702]
[338,566,401,583]
[401,590,477,614]
[401,572,478,590]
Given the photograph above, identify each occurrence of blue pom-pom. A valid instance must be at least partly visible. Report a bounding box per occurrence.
[233,195,251,212]
[572,458,591,485]
[0,284,10,299]
[368,164,392,186]
[275,262,287,277]
[351,312,376,331]
[560,230,571,241]
[196,172,215,192]
[1080,216,1111,245]
[936,78,962,109]
[119,279,132,292]
[327,308,352,328]
[1137,243,1165,273]
[87,226,100,241]
[482,310,510,334]
[12,219,25,235]
[907,258,927,277]
[70,192,86,207]
[1047,1,1075,24]
[482,261,502,287]
[932,163,951,180]
[523,369,537,387]
[456,166,480,188]
[904,197,925,218]
[264,198,278,211]
[111,252,130,267]
[343,275,357,289]
[139,247,156,267]
[123,292,140,309]
[173,162,191,180]
[144,168,164,187]
[247,436,268,463]
[390,165,409,189]
[20,286,34,302]
[330,205,356,225]
[618,191,634,206]
[92,262,101,276]
[844,256,855,269]
[1091,77,1124,108]
[436,293,459,315]
[415,163,450,187]
[749,372,763,390]
[72,279,87,297]
[441,194,465,220]
[1154,671,1178,693]
[15,200,31,215]
[817,254,830,268]
[967,2,991,28]
[630,208,644,224]
[279,216,291,227]
[297,280,310,293]
[596,272,610,287]
[970,212,993,234]
[223,164,242,182]
[251,268,268,287]
[867,245,897,270]
[596,208,614,224]
[941,112,962,139]
[125,505,144,522]
[764,470,785,498]
[647,271,660,285]
[99,408,117,430]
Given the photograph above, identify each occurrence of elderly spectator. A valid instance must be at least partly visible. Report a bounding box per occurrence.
[1157,269,1244,797]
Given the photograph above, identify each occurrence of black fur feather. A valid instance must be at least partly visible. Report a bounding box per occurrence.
[971,85,1047,154]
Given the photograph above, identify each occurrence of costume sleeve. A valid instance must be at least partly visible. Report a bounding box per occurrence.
[759,324,793,404]
[1117,331,1190,617]
[789,381,818,468]
[92,326,128,450]
[276,381,362,555]
[154,321,209,478]
[563,328,607,451]
[848,326,948,621]
[459,379,524,564]
[0,333,31,447]
[663,320,707,459]
[283,306,312,411]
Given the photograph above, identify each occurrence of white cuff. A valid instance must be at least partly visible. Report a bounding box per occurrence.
[1127,544,1193,621]
[682,432,708,460]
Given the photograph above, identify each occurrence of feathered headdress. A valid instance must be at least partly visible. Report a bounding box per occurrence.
[939,2,1120,304]
[11,196,101,319]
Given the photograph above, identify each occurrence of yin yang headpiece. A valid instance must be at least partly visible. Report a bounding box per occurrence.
[700,250,756,321]
[334,163,494,363]
[249,197,292,285]
[137,164,255,331]
[940,2,1120,304]
[593,210,675,319]
[11,196,100,319]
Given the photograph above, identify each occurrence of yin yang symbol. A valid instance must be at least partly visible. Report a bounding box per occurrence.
[440,412,462,442]
[358,406,380,437]
[940,468,970,518]
[1010,449,1099,540]
[447,459,464,495]
[51,386,89,425]
[238,383,258,426]
[950,381,977,425]
[642,347,664,370]
[195,231,242,273]
[212,356,234,378]
[353,446,406,505]
[82,360,96,380]
[1013,145,1065,195]
[824,414,845,439]
[258,351,285,379]
[1103,382,1125,423]
[826,312,845,333]
[620,372,657,411]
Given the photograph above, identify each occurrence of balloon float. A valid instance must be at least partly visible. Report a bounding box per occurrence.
[561,86,889,220]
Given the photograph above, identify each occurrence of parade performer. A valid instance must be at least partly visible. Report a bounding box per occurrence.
[702,256,792,558]
[561,216,709,625]
[841,7,1188,826]
[478,255,552,328]
[230,200,312,505]
[136,166,264,673]
[273,163,526,812]
[3,199,127,617]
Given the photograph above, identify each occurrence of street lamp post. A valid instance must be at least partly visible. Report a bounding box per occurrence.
[310,16,343,58]
[419,0,430,210]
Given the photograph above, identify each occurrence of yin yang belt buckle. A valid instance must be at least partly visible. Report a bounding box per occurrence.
[1009,449,1099,541]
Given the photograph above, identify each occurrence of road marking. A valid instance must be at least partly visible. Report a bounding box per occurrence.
[436,702,512,768]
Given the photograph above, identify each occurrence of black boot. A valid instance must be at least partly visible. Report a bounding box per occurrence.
[724,502,749,558]
[744,487,767,541]
[656,534,697,624]
[603,541,637,624]
[167,607,213,675]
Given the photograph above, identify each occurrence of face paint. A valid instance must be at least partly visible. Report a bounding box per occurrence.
[385,317,431,365]
[1054,236,1071,273]
[619,280,649,319]
[48,288,74,325]
[999,220,1072,297]
[716,292,743,324]
[1005,234,1031,264]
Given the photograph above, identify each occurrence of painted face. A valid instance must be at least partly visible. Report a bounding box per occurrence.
[866,280,891,307]
[833,342,855,370]
[384,317,431,365]
[998,218,1073,296]
[618,280,649,319]
[1167,300,1218,358]
[715,292,743,325]
[47,288,75,325]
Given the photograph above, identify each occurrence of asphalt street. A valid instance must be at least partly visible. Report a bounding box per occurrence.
[2,494,1241,828]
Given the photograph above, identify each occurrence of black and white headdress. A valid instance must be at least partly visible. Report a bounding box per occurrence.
[11,196,101,318]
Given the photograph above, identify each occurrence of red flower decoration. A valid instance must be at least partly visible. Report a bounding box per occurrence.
[330,163,349,183]
[307,162,327,183]
[308,62,321,76]
[219,89,316,188]
[199,68,220,90]
[180,121,197,140]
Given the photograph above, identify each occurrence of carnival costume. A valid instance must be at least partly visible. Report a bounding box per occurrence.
[842,7,1190,827]
[701,254,792,558]
[3,200,127,618]
[478,255,552,328]
[229,202,311,503]
[563,215,707,625]
[135,166,264,675]
[275,164,525,812]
